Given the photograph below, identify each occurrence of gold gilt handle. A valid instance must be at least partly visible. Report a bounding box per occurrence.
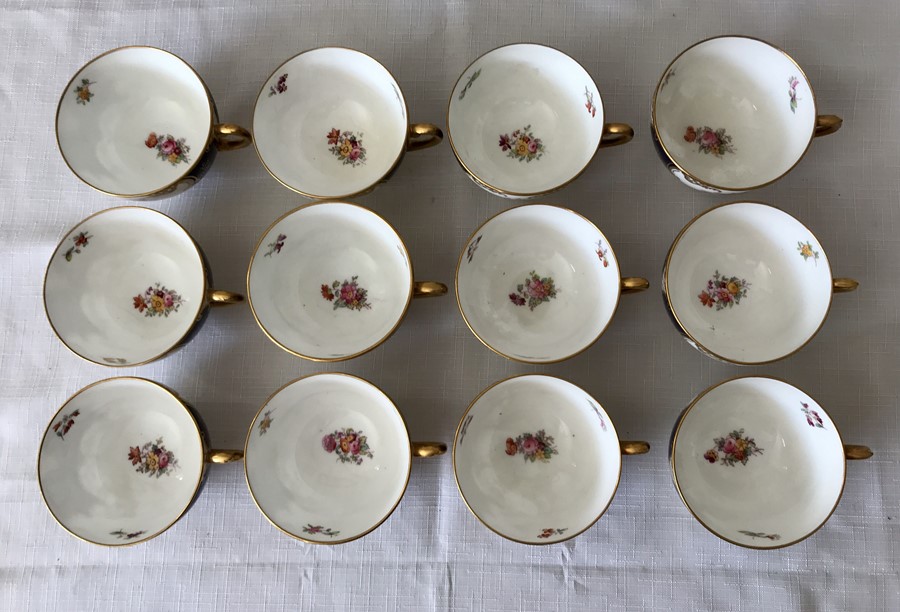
[213,123,253,151]
[833,278,859,293]
[620,441,650,455]
[844,445,873,460]
[599,123,634,148]
[411,442,447,457]
[621,277,650,294]
[209,290,244,306]
[814,115,843,138]
[407,123,443,152]
[413,281,448,298]
[206,449,244,463]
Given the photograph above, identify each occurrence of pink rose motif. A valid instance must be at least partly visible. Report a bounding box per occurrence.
[700,129,719,148]
[522,436,540,455]
[322,435,337,453]
[526,279,548,299]
[527,140,539,154]
[340,283,358,304]
[348,146,361,161]
[158,452,169,469]
[716,289,732,302]
[790,78,799,89]
[349,439,361,455]
[722,438,737,454]
[161,138,177,155]
[164,295,174,307]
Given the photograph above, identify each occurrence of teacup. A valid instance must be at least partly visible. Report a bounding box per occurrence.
[663,201,858,364]
[456,204,648,363]
[253,47,443,199]
[244,373,446,543]
[453,374,649,544]
[447,43,633,198]
[38,377,243,546]
[670,376,872,549]
[44,206,243,367]
[651,36,842,193]
[248,202,447,361]
[56,46,251,199]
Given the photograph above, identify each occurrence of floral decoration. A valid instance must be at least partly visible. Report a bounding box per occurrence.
[459,414,474,444]
[698,271,750,310]
[327,128,367,166]
[509,271,558,311]
[110,529,146,541]
[801,402,825,429]
[52,410,80,440]
[584,86,596,118]
[505,430,557,463]
[596,239,609,268]
[739,530,781,541]
[321,276,372,311]
[145,132,191,166]
[797,241,819,264]
[74,78,95,105]
[458,68,481,100]
[660,68,676,91]
[258,410,274,435]
[587,399,607,432]
[466,235,482,263]
[269,73,288,97]
[128,438,179,478]
[133,283,184,318]
[683,125,735,157]
[264,233,286,257]
[499,125,545,162]
[538,528,568,539]
[302,524,340,537]
[703,429,764,466]
[322,428,373,465]
[788,76,800,114]
[64,231,92,262]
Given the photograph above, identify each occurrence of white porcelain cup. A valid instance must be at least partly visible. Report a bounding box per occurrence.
[38,377,243,546]
[56,46,252,199]
[244,373,446,544]
[447,43,633,198]
[248,202,448,361]
[453,375,649,544]
[253,47,443,199]
[456,204,649,363]
[651,36,842,193]
[44,207,243,367]
[663,201,859,364]
[671,376,872,549]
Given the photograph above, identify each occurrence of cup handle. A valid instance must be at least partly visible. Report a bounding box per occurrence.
[208,290,244,306]
[206,449,244,463]
[833,278,859,293]
[844,445,873,460]
[407,123,443,152]
[814,115,843,138]
[620,441,650,455]
[411,442,447,457]
[213,123,253,151]
[413,281,448,298]
[621,277,650,294]
[599,123,634,148]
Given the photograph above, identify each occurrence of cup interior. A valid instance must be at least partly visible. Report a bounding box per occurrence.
[44,207,206,366]
[56,47,212,196]
[38,378,205,545]
[654,37,816,190]
[457,205,620,362]
[448,44,605,195]
[665,202,832,363]
[245,374,412,543]
[672,377,845,548]
[248,203,412,360]
[454,375,621,543]
[253,48,408,198]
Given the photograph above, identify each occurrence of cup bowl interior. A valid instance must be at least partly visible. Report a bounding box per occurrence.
[665,202,832,363]
[448,44,605,195]
[44,207,206,366]
[454,375,621,543]
[654,37,816,190]
[672,377,845,548]
[249,203,412,360]
[56,46,212,196]
[245,374,412,543]
[457,205,620,362]
[253,48,408,198]
[38,378,205,546]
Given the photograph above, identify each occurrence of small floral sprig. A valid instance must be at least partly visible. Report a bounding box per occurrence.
[321,276,372,311]
[660,68,676,91]
[505,430,557,463]
[264,233,286,257]
[74,78,95,105]
[52,410,80,440]
[739,530,781,541]
[698,271,750,310]
[683,125,735,157]
[509,271,558,311]
[128,437,179,478]
[584,86,596,118]
[703,429,763,466]
[466,235,482,263]
[302,524,340,537]
[459,414,474,444]
[587,399,607,432]
[322,428,373,465]
[145,132,191,166]
[499,125,545,162]
[327,128,367,166]
[258,410,274,435]
[458,68,481,100]
[797,240,819,264]
[801,402,825,429]
[596,239,609,267]
[269,73,288,97]
[788,76,800,114]
[538,528,568,539]
[133,283,183,317]
[110,529,146,541]
[64,231,92,262]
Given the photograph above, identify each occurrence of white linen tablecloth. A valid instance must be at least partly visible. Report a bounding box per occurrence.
[1,0,899,609]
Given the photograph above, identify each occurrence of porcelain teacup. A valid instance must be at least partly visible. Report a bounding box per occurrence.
[248,202,447,361]
[663,201,859,364]
[456,204,649,363]
[671,376,872,549]
[447,43,634,198]
[38,377,243,546]
[453,374,649,544]
[56,46,252,199]
[651,36,842,193]
[244,373,446,544]
[44,207,243,367]
[253,47,443,199]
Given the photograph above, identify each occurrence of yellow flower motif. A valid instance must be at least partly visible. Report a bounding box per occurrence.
[516,139,528,156]
[726,281,740,296]
[800,244,813,258]
[339,140,353,158]
[145,451,159,472]
[150,294,165,312]
[167,153,179,163]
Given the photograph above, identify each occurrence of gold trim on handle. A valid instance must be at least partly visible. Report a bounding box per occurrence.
[844,445,873,460]
[214,123,252,151]
[411,442,447,457]
[413,281,448,298]
[208,290,244,306]
[206,449,244,463]
[407,123,443,151]
[620,277,650,294]
[620,441,650,455]
[833,278,859,293]
[599,123,634,148]
[814,115,843,138]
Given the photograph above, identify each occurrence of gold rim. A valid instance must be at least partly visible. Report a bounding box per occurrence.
[243,372,414,545]
[455,203,625,364]
[446,42,609,198]
[452,373,624,545]
[42,206,210,367]
[246,200,415,362]
[670,375,848,550]
[55,46,216,198]
[651,34,820,192]
[251,47,414,200]
[37,377,208,547]
[662,200,835,365]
